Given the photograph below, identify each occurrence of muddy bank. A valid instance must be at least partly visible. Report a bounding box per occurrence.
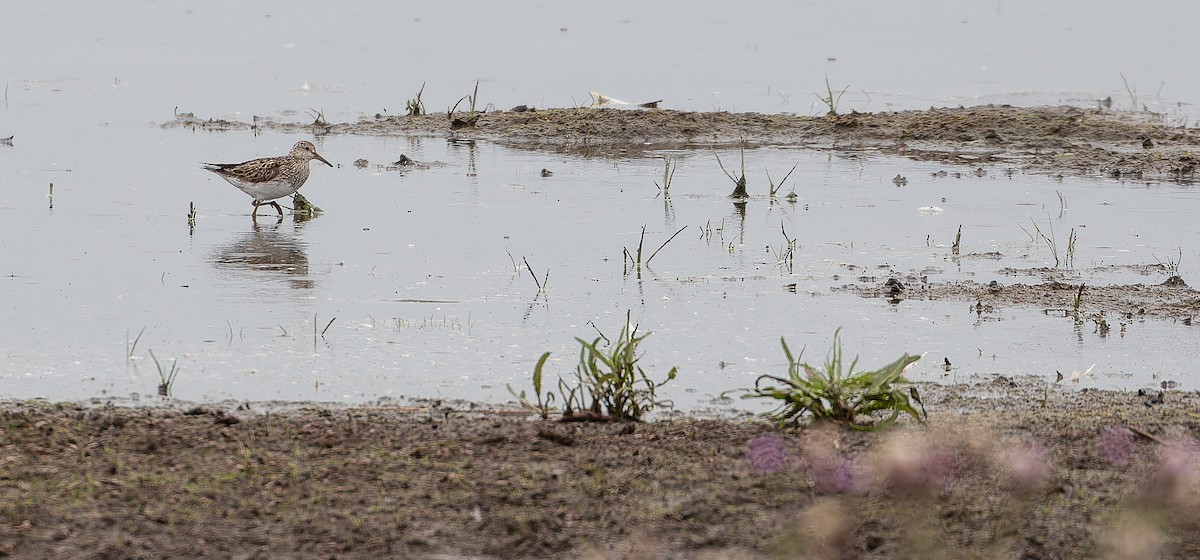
[166,104,1200,182]
[839,273,1200,324]
[3,382,1200,559]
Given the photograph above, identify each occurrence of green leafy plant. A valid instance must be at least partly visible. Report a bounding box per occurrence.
[509,311,678,421]
[746,329,924,430]
[448,79,481,128]
[507,353,555,420]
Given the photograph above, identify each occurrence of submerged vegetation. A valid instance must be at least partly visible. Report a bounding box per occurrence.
[147,349,180,397]
[712,144,749,198]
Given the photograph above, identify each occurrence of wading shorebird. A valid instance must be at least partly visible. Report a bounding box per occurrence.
[203,141,333,216]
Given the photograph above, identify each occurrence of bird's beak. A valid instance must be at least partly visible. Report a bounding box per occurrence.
[314,153,333,167]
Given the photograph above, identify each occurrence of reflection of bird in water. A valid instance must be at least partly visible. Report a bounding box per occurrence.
[202,141,332,217]
[211,216,314,290]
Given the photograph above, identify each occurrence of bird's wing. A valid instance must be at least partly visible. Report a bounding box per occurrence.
[202,157,286,183]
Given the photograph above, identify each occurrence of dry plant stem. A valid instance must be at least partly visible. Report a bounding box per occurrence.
[1071,229,1078,267]
[1021,216,1061,268]
[126,327,146,363]
[523,256,545,294]
[636,226,646,265]
[776,222,796,269]
[407,81,426,116]
[1119,71,1138,110]
[645,226,688,266]
[767,163,798,196]
[817,74,851,116]
[587,321,610,346]
[469,79,479,116]
[1152,247,1183,273]
[711,146,737,183]
[1127,425,1165,444]
[505,249,519,272]
[655,156,677,195]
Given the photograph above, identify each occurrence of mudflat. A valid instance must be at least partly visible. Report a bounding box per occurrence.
[3,381,1199,559]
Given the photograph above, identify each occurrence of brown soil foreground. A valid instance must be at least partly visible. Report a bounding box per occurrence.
[166,104,1200,183]
[4,380,1200,559]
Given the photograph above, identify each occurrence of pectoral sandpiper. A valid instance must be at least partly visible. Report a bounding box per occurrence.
[203,140,333,216]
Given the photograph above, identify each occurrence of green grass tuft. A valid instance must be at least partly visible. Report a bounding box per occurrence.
[746,328,924,430]
[510,311,677,422]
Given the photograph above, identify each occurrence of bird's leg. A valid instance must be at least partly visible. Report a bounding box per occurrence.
[270,201,284,216]
[251,200,262,217]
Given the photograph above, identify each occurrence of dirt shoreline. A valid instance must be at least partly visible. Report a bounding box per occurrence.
[4,380,1200,559]
[838,274,1200,324]
[5,105,1195,558]
[167,104,1200,183]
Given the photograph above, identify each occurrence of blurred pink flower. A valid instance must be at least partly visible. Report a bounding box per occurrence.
[746,434,789,474]
[809,453,868,495]
[1097,426,1137,467]
[1159,437,1199,481]
[1007,438,1051,492]
[924,446,965,491]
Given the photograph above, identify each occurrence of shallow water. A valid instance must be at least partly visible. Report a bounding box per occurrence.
[4,133,1197,407]
[3,1,1200,408]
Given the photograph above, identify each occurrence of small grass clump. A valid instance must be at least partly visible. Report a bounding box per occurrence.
[406,81,426,116]
[816,74,851,116]
[292,192,322,218]
[746,328,924,430]
[448,79,482,129]
[148,349,180,398]
[508,353,555,419]
[712,144,748,198]
[509,311,677,421]
[767,163,798,198]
